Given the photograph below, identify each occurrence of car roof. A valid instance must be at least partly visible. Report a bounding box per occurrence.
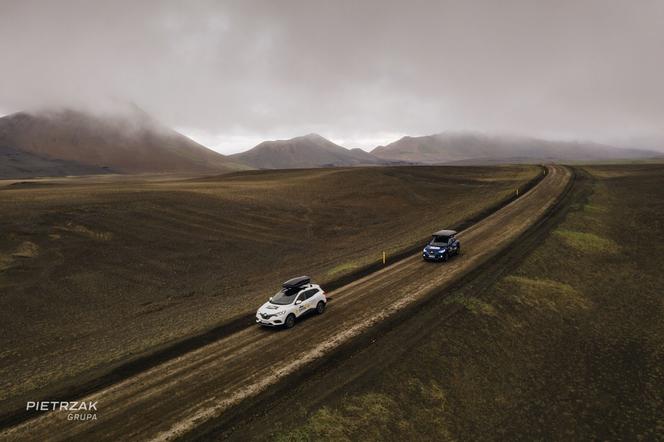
[432,229,457,237]
[282,275,311,288]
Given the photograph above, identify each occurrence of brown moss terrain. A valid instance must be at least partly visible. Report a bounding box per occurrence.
[237,164,664,441]
[0,165,536,417]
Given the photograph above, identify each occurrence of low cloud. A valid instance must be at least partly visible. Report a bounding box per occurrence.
[1,0,664,153]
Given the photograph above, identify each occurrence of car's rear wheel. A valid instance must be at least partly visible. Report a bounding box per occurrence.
[316,301,326,314]
[285,314,296,329]
[456,244,461,255]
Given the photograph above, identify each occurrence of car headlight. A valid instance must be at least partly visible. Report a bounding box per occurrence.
[275,310,286,316]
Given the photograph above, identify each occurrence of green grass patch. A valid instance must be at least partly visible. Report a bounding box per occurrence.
[452,296,498,317]
[554,229,618,254]
[583,203,608,214]
[326,261,361,276]
[502,276,592,312]
[0,253,12,271]
[12,241,39,258]
[275,384,455,441]
[276,393,400,442]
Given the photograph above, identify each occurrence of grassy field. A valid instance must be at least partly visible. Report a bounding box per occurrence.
[255,163,664,441]
[0,165,537,416]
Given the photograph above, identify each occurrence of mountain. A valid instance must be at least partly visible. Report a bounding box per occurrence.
[0,108,243,177]
[229,133,389,169]
[0,145,112,179]
[372,132,663,164]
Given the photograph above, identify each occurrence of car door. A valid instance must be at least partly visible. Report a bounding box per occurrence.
[301,289,319,314]
[294,292,308,316]
[449,237,458,252]
[305,288,320,310]
[295,290,311,316]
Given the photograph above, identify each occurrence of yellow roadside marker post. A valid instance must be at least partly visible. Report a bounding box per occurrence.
[516,188,519,197]
[382,251,386,265]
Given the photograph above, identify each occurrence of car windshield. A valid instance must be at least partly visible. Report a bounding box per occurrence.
[270,287,300,305]
[430,235,450,245]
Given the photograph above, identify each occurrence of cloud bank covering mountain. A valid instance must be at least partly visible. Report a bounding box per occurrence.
[2,1,664,153]
[372,133,662,165]
[1,104,662,179]
[0,108,243,177]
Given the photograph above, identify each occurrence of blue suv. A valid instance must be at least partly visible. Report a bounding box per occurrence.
[422,229,461,262]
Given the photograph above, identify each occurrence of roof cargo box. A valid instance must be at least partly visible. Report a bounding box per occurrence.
[282,276,311,289]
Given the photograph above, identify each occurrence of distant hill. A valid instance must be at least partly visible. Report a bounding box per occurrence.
[230,133,390,169]
[372,132,663,164]
[0,108,244,177]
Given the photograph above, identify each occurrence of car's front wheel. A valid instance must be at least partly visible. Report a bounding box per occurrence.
[316,301,326,314]
[285,314,296,329]
[455,244,461,255]
[442,252,449,262]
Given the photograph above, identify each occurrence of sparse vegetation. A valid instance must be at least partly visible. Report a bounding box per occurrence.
[554,229,618,254]
[503,276,592,312]
[450,295,498,317]
[262,164,664,441]
[0,165,537,416]
[326,261,361,276]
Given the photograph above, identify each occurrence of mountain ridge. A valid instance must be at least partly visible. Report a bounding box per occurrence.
[3,107,662,178]
[0,108,244,177]
[229,133,390,169]
[371,131,662,164]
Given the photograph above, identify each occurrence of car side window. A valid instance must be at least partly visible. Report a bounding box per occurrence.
[303,289,316,300]
[296,292,307,302]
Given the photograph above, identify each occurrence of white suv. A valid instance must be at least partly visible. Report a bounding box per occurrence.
[256,276,327,328]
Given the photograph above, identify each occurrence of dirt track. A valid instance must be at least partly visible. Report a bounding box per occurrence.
[1,165,571,441]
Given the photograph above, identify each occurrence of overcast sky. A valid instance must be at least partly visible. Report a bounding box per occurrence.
[1,0,664,153]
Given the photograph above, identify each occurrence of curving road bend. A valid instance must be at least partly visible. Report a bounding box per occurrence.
[2,165,572,441]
